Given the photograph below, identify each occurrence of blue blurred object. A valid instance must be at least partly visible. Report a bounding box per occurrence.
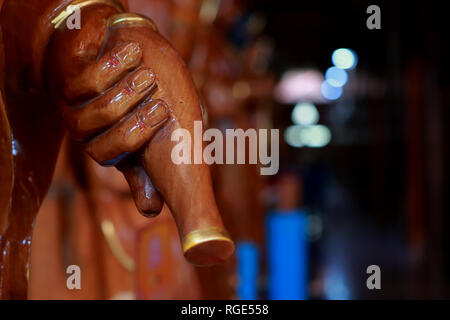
[267,210,308,300]
[228,13,251,49]
[236,242,260,300]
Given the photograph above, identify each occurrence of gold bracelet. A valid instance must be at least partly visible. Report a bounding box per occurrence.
[51,0,125,29]
[182,226,234,255]
[107,13,157,31]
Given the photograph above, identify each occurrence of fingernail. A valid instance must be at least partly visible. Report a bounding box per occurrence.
[116,42,142,67]
[143,100,170,127]
[131,68,156,94]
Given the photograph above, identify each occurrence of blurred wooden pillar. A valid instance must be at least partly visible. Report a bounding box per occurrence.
[422,2,446,297]
[404,56,425,298]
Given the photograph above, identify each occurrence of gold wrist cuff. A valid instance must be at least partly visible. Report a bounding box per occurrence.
[107,13,157,31]
[51,0,125,29]
[182,227,234,266]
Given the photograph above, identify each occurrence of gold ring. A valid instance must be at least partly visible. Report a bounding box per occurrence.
[51,0,125,29]
[182,226,233,254]
[107,13,157,31]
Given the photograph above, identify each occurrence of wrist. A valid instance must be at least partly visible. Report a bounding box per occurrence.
[35,0,126,90]
[51,0,125,28]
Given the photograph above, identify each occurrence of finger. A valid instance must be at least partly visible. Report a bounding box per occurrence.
[85,99,170,165]
[65,68,157,139]
[64,41,143,102]
[116,158,164,217]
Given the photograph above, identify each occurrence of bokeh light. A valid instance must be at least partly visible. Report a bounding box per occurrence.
[291,102,319,126]
[284,125,304,148]
[300,125,331,148]
[285,124,331,148]
[321,81,343,100]
[325,67,348,87]
[274,69,326,104]
[331,48,358,70]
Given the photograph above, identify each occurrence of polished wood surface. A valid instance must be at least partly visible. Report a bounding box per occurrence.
[46,6,233,264]
[29,139,202,299]
[0,0,233,299]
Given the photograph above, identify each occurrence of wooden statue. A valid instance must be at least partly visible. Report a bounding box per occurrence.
[0,0,233,299]
[29,139,202,299]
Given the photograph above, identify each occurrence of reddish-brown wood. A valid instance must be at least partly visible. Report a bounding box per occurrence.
[0,0,233,299]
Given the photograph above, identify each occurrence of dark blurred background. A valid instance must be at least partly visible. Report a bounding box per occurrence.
[243,0,449,299]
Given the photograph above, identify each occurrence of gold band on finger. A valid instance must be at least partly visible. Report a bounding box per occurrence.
[107,13,157,31]
[51,0,125,29]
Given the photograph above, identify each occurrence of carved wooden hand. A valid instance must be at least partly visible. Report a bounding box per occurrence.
[46,6,234,266]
